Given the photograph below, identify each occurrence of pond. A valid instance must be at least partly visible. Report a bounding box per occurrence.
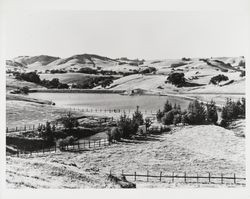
[28,92,193,112]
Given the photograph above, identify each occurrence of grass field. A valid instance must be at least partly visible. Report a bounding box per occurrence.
[6,124,245,188]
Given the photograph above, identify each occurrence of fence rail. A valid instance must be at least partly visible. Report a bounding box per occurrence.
[114,170,246,185]
[10,138,111,157]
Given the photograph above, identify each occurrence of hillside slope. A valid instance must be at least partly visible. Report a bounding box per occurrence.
[6,125,245,188]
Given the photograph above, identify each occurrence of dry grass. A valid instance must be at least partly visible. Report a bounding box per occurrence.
[6,125,245,188]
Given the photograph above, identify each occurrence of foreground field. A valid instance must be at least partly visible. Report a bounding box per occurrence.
[6,125,245,188]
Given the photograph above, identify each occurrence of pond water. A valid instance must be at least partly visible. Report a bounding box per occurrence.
[28,92,193,112]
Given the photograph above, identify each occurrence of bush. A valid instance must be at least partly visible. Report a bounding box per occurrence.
[166,72,186,87]
[110,127,122,141]
[161,111,174,125]
[240,71,245,77]
[209,74,229,85]
[57,112,79,132]
[117,113,138,138]
[149,126,171,134]
[58,136,75,150]
[173,114,182,125]
[170,62,187,68]
[181,114,189,125]
[77,67,97,74]
[156,109,164,122]
[20,86,29,94]
[50,69,67,74]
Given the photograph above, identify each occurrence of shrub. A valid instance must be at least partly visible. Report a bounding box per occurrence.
[206,100,218,124]
[58,112,79,132]
[181,114,189,125]
[166,72,186,87]
[117,113,138,138]
[170,62,187,68]
[182,57,191,61]
[173,114,182,125]
[156,109,164,122]
[77,67,97,74]
[20,86,29,94]
[240,71,245,77]
[58,136,75,150]
[161,111,174,125]
[110,127,122,141]
[209,74,229,85]
[238,60,245,67]
[145,118,152,131]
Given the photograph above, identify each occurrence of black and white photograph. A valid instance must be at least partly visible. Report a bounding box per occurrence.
[0,0,249,198]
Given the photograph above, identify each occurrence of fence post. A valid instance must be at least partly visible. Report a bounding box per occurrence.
[24,125,26,131]
[6,127,8,133]
[134,172,136,181]
[122,170,124,176]
[33,125,35,130]
[172,172,174,183]
[16,127,18,131]
[78,141,80,149]
[160,171,162,182]
[147,170,149,182]
[221,173,223,184]
[184,172,186,183]
[234,173,236,184]
[208,172,211,183]
[89,140,91,148]
[99,140,101,147]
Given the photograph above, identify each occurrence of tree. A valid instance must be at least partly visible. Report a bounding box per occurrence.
[206,100,218,124]
[20,86,29,94]
[161,110,174,125]
[173,114,182,125]
[156,109,164,122]
[132,106,144,126]
[166,72,186,87]
[209,74,229,85]
[117,112,138,138]
[186,100,206,125]
[40,121,55,143]
[163,100,172,113]
[59,112,79,132]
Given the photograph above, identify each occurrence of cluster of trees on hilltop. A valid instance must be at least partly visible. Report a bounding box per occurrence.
[71,76,114,89]
[14,72,69,89]
[209,74,229,85]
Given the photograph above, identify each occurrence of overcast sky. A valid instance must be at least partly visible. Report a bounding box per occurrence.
[3,10,248,60]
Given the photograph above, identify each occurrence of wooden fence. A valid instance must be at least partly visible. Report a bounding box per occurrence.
[113,170,246,185]
[11,138,111,157]
[6,108,156,133]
